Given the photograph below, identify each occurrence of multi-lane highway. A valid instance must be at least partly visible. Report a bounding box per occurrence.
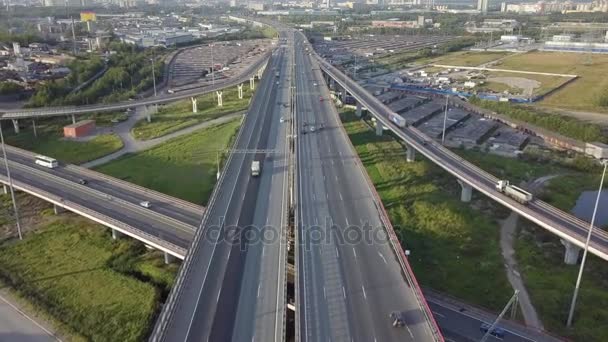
[150,33,289,342]
[294,33,441,341]
[0,145,201,257]
[0,51,270,120]
[310,39,608,262]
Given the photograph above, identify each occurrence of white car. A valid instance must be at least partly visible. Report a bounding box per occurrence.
[313,82,318,86]
[139,201,152,208]
[280,117,285,123]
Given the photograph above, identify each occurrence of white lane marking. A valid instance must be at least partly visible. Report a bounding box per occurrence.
[312,193,316,201]
[336,247,339,258]
[345,218,350,226]
[378,251,387,264]
[257,284,261,298]
[0,293,62,341]
[352,247,357,259]
[326,193,329,200]
[262,246,265,256]
[339,193,343,201]
[323,287,327,299]
[433,311,445,318]
[342,286,346,299]
[406,326,414,339]
[335,175,339,181]
[216,289,222,303]
[361,285,367,299]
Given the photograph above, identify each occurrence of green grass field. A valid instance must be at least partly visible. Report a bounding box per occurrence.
[5,119,123,164]
[516,222,608,341]
[342,111,512,310]
[493,51,608,112]
[0,212,176,341]
[97,119,241,204]
[431,51,512,67]
[132,85,253,140]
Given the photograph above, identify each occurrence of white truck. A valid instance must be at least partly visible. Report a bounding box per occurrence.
[251,161,261,177]
[496,180,533,204]
[388,112,407,128]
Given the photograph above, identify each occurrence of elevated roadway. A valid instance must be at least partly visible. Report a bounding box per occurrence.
[150,33,290,342]
[0,51,270,120]
[294,32,442,341]
[0,145,201,258]
[308,35,608,262]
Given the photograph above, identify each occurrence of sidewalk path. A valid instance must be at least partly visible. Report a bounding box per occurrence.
[81,106,244,168]
[0,290,61,342]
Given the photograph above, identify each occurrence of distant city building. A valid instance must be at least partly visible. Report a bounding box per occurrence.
[478,0,488,13]
[501,1,607,13]
[371,20,422,29]
[12,42,20,56]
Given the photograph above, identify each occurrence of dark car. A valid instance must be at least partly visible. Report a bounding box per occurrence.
[480,323,506,338]
[390,311,406,328]
[78,179,87,185]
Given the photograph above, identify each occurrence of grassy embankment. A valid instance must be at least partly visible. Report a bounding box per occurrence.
[5,118,123,164]
[456,147,608,341]
[0,195,177,341]
[98,119,241,205]
[340,110,512,310]
[132,85,252,140]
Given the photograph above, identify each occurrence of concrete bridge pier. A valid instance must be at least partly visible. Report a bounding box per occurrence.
[406,146,416,163]
[191,97,198,113]
[561,239,581,265]
[375,120,383,136]
[11,119,19,134]
[164,252,176,264]
[356,102,363,117]
[457,179,473,202]
[53,204,65,215]
[1,184,8,195]
[32,120,37,138]
[112,229,123,240]
[238,83,243,99]
[71,114,76,125]
[216,91,223,107]
[250,77,255,90]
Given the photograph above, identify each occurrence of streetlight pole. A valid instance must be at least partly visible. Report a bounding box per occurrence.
[566,160,607,327]
[0,124,22,240]
[151,52,158,114]
[441,95,449,145]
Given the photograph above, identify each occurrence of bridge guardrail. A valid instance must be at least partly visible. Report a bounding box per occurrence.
[0,174,186,257]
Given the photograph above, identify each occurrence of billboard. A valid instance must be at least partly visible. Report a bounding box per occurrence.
[80,11,97,22]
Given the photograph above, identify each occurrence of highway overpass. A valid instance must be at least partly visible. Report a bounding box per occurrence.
[150,32,290,341]
[306,34,608,264]
[0,145,201,260]
[0,51,270,121]
[293,32,442,342]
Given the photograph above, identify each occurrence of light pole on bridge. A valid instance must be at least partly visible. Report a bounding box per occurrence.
[566,159,607,327]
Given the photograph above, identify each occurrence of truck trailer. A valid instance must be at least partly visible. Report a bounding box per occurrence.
[388,112,407,128]
[251,161,261,177]
[496,180,533,204]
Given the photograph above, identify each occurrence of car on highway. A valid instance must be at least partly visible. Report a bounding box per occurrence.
[319,96,324,102]
[280,117,285,123]
[139,201,152,208]
[77,179,87,185]
[309,125,315,132]
[390,311,406,328]
[313,82,318,86]
[480,323,506,338]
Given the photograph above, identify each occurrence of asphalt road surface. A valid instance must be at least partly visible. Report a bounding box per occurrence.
[154,37,289,342]
[0,294,57,342]
[294,33,438,342]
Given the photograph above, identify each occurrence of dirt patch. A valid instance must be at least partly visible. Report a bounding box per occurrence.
[487,76,540,97]
[0,193,53,240]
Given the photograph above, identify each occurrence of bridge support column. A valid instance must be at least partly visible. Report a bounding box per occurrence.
[71,114,76,125]
[406,145,416,163]
[164,252,176,264]
[561,239,581,265]
[375,120,383,136]
[11,119,19,134]
[111,229,123,240]
[257,68,263,79]
[191,97,198,113]
[250,77,255,90]
[1,184,7,195]
[53,204,65,215]
[216,91,223,107]
[238,83,243,99]
[145,106,152,123]
[32,120,37,138]
[356,102,363,117]
[458,179,473,202]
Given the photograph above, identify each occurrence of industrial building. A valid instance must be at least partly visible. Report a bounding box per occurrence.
[64,120,95,138]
